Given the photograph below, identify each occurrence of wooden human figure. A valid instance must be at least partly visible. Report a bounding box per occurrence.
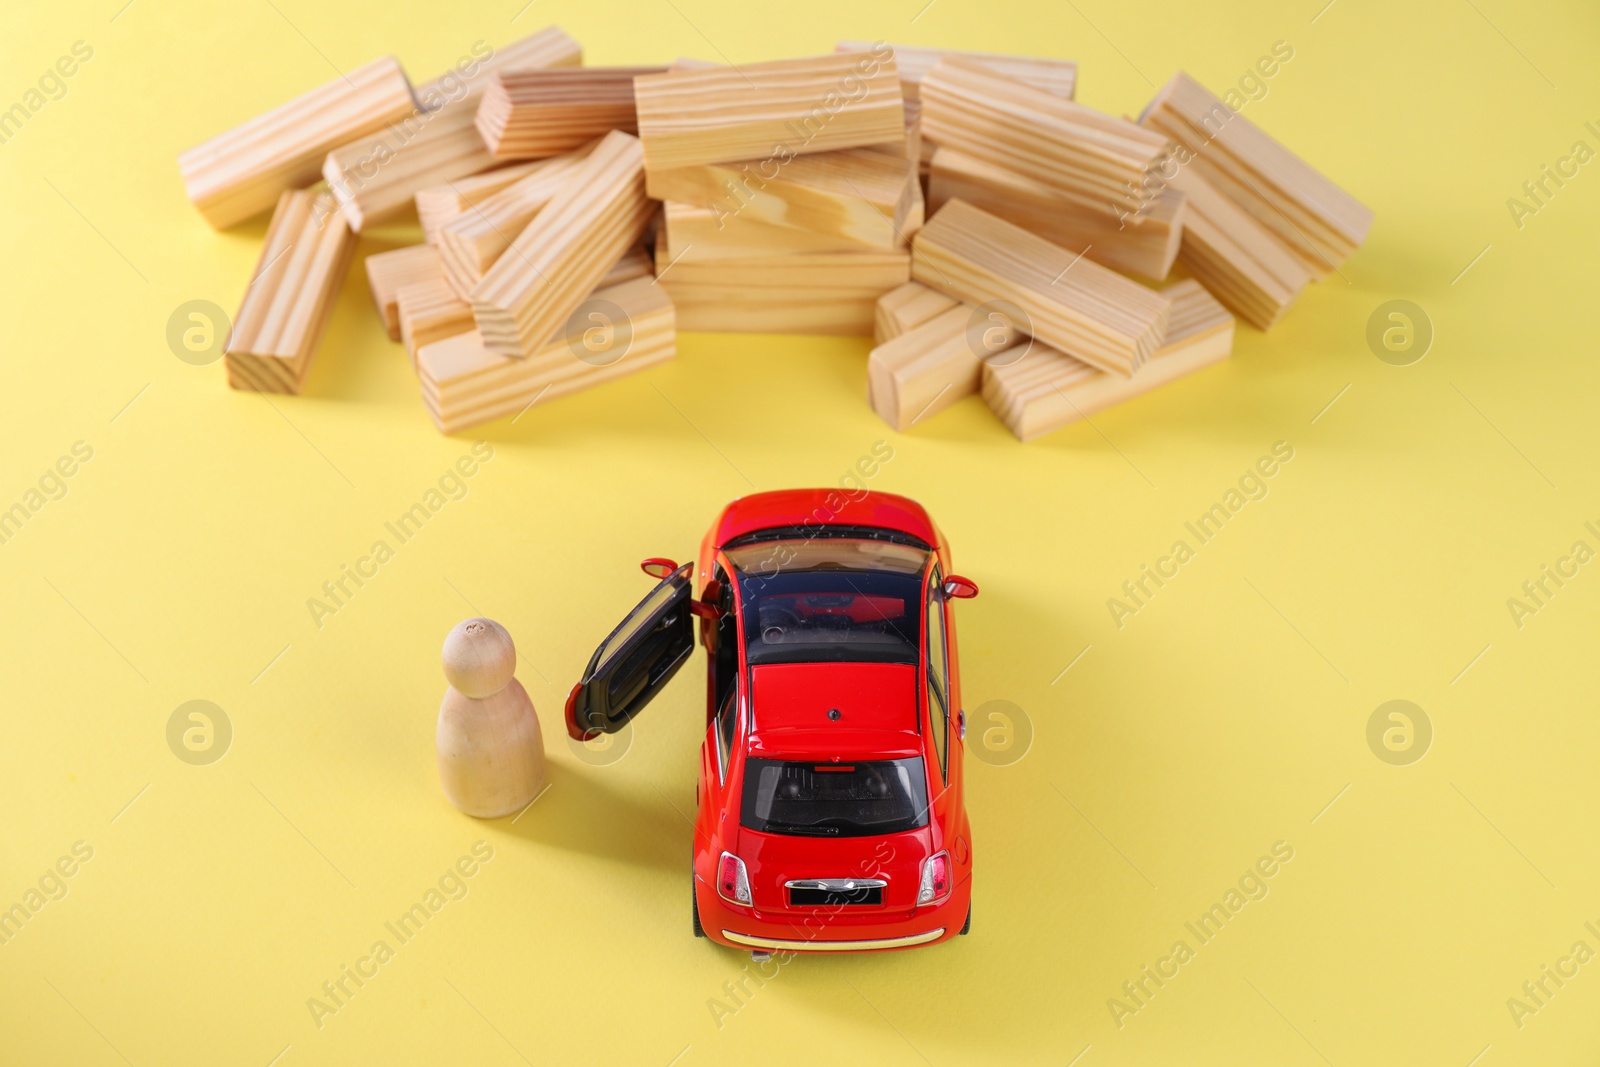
[436,618,545,818]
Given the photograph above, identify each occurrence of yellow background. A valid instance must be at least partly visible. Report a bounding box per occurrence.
[2,0,1597,1063]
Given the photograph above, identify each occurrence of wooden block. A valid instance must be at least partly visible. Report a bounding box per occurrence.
[983,280,1234,441]
[874,281,958,345]
[1166,164,1312,330]
[928,147,1185,281]
[400,243,650,365]
[1140,72,1372,276]
[418,275,676,434]
[225,190,355,393]
[867,303,1022,431]
[415,162,546,243]
[671,54,924,172]
[656,240,910,336]
[662,202,876,258]
[324,28,582,231]
[633,50,905,171]
[365,244,442,340]
[904,151,927,236]
[648,147,917,250]
[837,41,1076,101]
[912,199,1169,376]
[887,99,924,170]
[325,105,490,231]
[179,56,416,229]
[657,240,910,288]
[919,59,1171,219]
[471,130,655,357]
[601,246,655,287]
[476,67,665,159]
[437,150,591,299]
[398,276,474,366]
[663,53,924,173]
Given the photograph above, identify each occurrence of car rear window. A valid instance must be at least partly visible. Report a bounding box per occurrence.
[740,757,930,837]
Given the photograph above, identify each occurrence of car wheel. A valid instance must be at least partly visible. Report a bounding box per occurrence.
[960,904,971,935]
[692,879,706,938]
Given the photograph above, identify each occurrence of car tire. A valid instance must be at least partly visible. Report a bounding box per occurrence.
[692,879,706,938]
[960,904,971,935]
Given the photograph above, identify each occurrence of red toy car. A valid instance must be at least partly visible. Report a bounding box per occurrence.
[567,489,976,955]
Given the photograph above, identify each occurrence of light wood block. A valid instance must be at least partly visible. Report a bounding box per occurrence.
[400,243,651,366]
[398,276,474,366]
[225,190,355,394]
[867,98,924,171]
[657,240,911,288]
[179,56,416,229]
[983,280,1234,441]
[867,303,1022,431]
[600,246,655,287]
[646,147,917,250]
[418,275,676,434]
[365,244,442,340]
[837,41,1076,101]
[928,147,1186,281]
[662,202,873,258]
[324,28,582,231]
[919,58,1171,219]
[471,130,655,358]
[325,106,493,231]
[665,53,923,172]
[1140,71,1372,277]
[437,150,591,299]
[633,50,905,171]
[912,199,1169,376]
[476,67,664,159]
[874,281,958,345]
[1166,164,1312,330]
[415,162,545,244]
[656,240,910,336]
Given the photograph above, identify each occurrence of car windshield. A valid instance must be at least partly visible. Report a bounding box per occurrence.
[724,537,928,666]
[740,757,930,837]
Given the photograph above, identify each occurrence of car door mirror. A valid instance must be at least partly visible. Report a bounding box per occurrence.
[641,557,679,579]
[942,574,979,599]
[690,578,725,621]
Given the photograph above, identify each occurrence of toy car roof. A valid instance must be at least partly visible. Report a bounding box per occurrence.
[746,661,923,760]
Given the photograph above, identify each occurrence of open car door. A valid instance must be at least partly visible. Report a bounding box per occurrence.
[566,562,695,741]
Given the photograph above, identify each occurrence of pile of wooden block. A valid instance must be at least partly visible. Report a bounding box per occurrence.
[179,27,1370,440]
[868,56,1372,440]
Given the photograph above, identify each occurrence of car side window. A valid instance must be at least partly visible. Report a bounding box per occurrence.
[926,566,949,780]
[715,684,737,781]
